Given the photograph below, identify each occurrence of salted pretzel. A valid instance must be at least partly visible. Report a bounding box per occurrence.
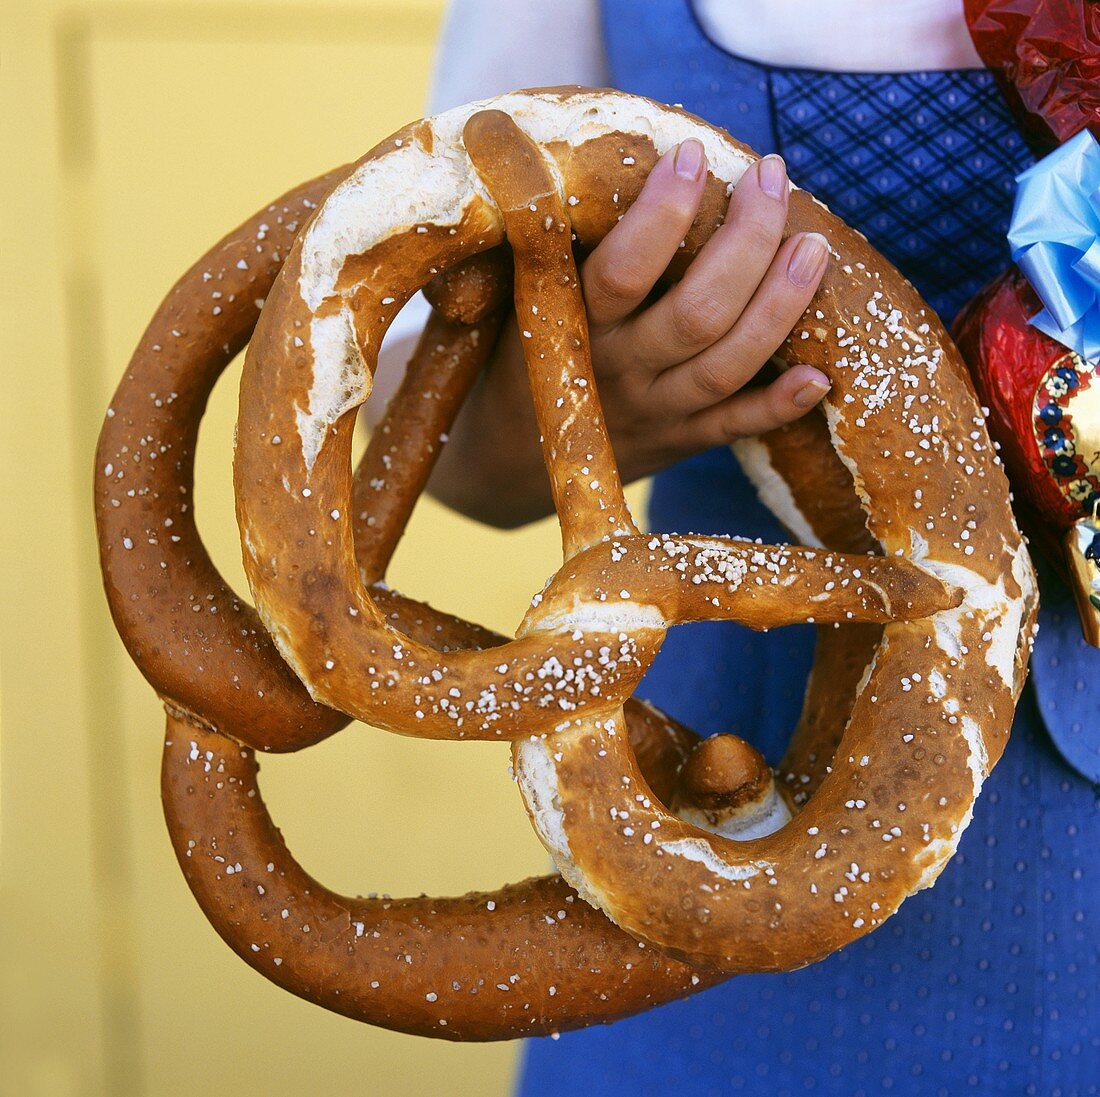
[95,88,1036,1040]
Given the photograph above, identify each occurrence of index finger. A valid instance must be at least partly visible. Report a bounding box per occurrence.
[580,139,709,329]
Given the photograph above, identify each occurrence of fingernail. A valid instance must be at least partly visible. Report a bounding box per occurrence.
[674,138,706,180]
[758,154,787,199]
[793,373,831,408]
[787,232,829,287]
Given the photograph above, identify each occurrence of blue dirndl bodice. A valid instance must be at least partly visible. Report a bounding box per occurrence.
[518,4,1099,1096]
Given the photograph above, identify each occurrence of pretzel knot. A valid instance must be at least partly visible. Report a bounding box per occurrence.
[95,88,1038,1041]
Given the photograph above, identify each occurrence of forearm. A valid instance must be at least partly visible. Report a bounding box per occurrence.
[424,321,557,528]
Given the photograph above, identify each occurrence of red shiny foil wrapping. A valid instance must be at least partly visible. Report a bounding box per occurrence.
[954,268,1095,573]
[964,0,1100,154]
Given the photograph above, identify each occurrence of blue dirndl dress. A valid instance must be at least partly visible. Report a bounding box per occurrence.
[518,4,1099,1095]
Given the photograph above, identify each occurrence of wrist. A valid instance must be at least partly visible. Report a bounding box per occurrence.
[426,369,555,528]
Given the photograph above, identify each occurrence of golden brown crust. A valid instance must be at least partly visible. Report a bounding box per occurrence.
[446,92,1035,969]
[96,153,721,1037]
[234,99,955,741]
[778,623,884,803]
[673,735,773,813]
[161,714,722,1042]
[97,87,1038,1038]
[422,249,513,324]
[94,167,352,751]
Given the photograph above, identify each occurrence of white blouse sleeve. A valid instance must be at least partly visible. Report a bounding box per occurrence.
[383,0,609,360]
[429,0,610,113]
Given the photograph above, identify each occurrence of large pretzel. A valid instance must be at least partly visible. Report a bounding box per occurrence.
[95,88,1036,1040]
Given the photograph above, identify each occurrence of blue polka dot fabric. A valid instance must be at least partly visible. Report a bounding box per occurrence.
[1032,557,1100,785]
[516,3,1099,1094]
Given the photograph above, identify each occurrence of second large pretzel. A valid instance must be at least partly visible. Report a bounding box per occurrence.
[234,89,1037,973]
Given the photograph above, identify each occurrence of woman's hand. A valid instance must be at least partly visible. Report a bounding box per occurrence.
[424,140,831,527]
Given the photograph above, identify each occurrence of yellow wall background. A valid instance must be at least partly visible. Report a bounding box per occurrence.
[0,3,646,1095]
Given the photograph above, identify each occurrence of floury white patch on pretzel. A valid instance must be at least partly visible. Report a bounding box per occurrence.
[236,91,955,743]
[102,87,1036,1037]
[97,161,736,1040]
[297,89,760,307]
[232,92,1033,973]
[292,89,762,474]
[731,435,824,549]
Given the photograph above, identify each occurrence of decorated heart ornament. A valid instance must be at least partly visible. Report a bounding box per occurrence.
[956,267,1100,524]
[954,135,1100,645]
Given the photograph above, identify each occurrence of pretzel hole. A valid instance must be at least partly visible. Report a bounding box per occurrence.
[257,730,549,897]
[194,348,255,598]
[354,302,581,636]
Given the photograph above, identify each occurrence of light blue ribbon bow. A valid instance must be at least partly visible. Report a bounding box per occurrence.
[1009,128,1100,365]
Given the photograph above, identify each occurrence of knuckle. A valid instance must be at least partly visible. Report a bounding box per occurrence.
[669,290,730,347]
[689,356,735,402]
[748,297,799,341]
[720,403,778,444]
[586,260,649,309]
[765,382,800,423]
[648,189,700,224]
[719,418,749,444]
[736,211,784,256]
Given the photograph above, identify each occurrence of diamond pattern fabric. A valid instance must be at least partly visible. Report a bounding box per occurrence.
[772,68,1031,322]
